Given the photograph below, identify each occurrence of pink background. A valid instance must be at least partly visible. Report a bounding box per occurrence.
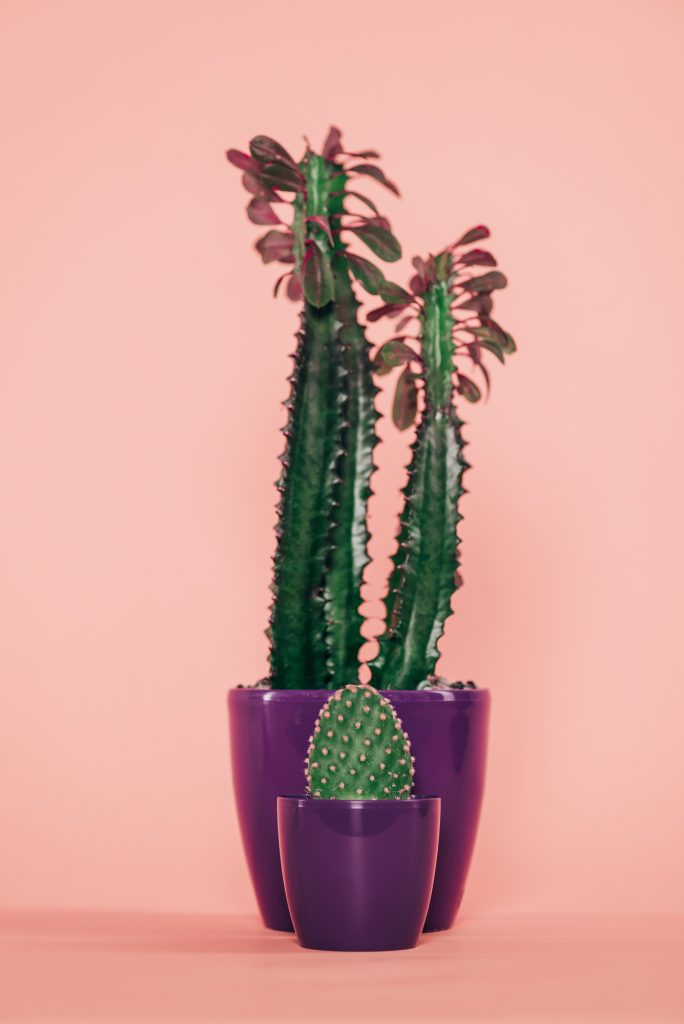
[2,0,684,935]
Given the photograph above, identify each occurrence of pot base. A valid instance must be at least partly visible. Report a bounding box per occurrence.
[277,796,440,953]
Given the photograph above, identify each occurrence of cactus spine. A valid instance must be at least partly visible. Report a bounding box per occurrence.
[306,684,413,799]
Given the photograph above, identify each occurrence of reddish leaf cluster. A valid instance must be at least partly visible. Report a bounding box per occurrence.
[226,127,405,308]
[369,228,516,428]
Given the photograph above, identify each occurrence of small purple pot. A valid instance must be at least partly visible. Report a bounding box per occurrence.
[277,796,440,951]
[228,687,489,932]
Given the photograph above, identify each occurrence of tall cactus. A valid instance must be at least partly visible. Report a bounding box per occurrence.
[369,229,516,689]
[227,129,406,688]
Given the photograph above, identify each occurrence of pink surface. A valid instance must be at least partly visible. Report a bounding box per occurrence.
[1,910,683,1022]
[1,0,684,952]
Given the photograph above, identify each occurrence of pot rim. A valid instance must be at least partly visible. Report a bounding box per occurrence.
[228,686,488,703]
[277,794,441,810]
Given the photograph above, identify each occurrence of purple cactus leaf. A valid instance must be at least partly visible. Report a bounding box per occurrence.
[249,135,298,169]
[286,273,303,302]
[322,125,343,160]
[306,215,334,245]
[464,346,492,397]
[259,162,305,193]
[393,367,418,429]
[456,373,482,403]
[344,191,381,216]
[455,293,494,315]
[395,314,416,333]
[434,252,451,282]
[247,197,281,225]
[361,215,392,231]
[462,271,508,293]
[346,149,381,159]
[379,281,413,304]
[455,225,491,247]
[348,224,401,262]
[348,164,400,196]
[380,339,415,368]
[255,229,295,264]
[226,149,261,173]
[273,272,290,298]
[367,302,411,322]
[302,242,334,307]
[457,249,497,268]
[372,351,393,376]
[468,337,505,363]
[500,330,517,354]
[241,172,282,203]
[346,253,386,295]
[409,273,426,295]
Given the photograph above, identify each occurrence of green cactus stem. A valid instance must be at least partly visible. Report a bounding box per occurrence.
[369,231,515,689]
[227,129,403,689]
[306,683,413,799]
[268,156,343,686]
[323,257,379,684]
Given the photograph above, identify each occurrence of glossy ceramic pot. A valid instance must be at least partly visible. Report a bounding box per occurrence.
[227,687,489,932]
[277,796,440,951]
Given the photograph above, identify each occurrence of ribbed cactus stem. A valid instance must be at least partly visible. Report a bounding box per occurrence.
[324,259,378,683]
[269,157,341,687]
[269,155,379,688]
[371,270,468,690]
[306,684,413,799]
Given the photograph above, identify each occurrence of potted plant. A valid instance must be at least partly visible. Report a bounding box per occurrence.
[226,127,515,932]
[277,683,440,951]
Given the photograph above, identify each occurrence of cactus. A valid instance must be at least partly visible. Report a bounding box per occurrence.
[228,131,517,691]
[369,230,516,689]
[227,129,406,688]
[306,683,413,799]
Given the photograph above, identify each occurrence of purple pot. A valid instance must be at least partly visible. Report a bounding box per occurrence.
[277,796,440,951]
[227,687,489,932]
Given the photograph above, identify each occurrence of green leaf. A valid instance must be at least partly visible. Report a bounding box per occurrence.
[393,367,418,429]
[303,242,334,307]
[348,224,401,262]
[346,253,386,295]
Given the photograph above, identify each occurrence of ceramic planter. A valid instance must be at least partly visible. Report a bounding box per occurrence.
[277,796,440,951]
[227,686,489,932]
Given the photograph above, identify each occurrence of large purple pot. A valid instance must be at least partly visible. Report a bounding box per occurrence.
[227,687,489,932]
[277,796,440,951]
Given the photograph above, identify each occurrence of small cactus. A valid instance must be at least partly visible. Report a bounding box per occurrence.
[306,684,413,799]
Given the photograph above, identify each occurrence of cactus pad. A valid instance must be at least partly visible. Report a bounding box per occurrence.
[306,684,413,799]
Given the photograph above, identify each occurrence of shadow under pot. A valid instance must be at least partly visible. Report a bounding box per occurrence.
[277,795,441,952]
